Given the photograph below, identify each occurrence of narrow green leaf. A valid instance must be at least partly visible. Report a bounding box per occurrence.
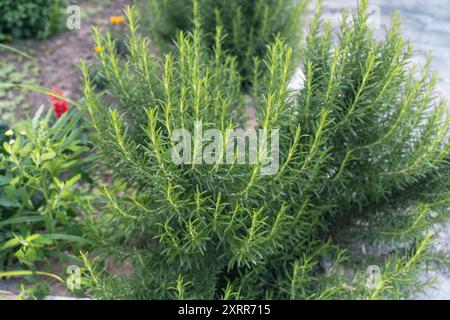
[0,270,64,283]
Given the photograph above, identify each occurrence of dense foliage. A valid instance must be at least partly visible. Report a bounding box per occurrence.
[144,0,308,85]
[80,2,449,300]
[299,3,450,246]
[0,120,10,153]
[0,0,67,41]
[0,108,93,270]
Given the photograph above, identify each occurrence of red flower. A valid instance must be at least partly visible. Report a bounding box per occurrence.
[53,100,69,118]
[47,88,69,118]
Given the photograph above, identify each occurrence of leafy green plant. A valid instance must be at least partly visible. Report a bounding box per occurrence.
[143,0,308,86]
[0,107,94,270]
[0,120,11,153]
[298,2,450,243]
[80,2,450,300]
[0,0,67,41]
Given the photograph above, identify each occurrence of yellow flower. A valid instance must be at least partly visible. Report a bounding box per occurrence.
[9,139,15,145]
[95,46,105,54]
[110,16,126,25]
[4,129,14,137]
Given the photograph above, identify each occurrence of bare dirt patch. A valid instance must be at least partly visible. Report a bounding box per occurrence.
[0,0,131,121]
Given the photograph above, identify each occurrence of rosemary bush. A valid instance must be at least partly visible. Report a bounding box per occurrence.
[298,3,450,245]
[143,0,308,86]
[82,2,449,299]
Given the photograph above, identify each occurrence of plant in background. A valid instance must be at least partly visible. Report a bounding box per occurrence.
[0,107,94,274]
[89,14,129,91]
[107,14,129,56]
[143,0,308,86]
[80,3,449,300]
[0,0,68,41]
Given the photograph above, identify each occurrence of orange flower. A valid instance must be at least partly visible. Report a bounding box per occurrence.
[110,16,126,25]
[95,46,104,54]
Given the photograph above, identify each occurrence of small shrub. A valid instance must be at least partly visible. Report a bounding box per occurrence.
[143,0,308,86]
[0,0,67,41]
[297,2,450,245]
[81,3,450,300]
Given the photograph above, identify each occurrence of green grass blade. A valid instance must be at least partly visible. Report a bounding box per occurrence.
[0,83,80,107]
[43,233,94,245]
[0,216,44,228]
[0,270,64,283]
[0,44,34,60]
